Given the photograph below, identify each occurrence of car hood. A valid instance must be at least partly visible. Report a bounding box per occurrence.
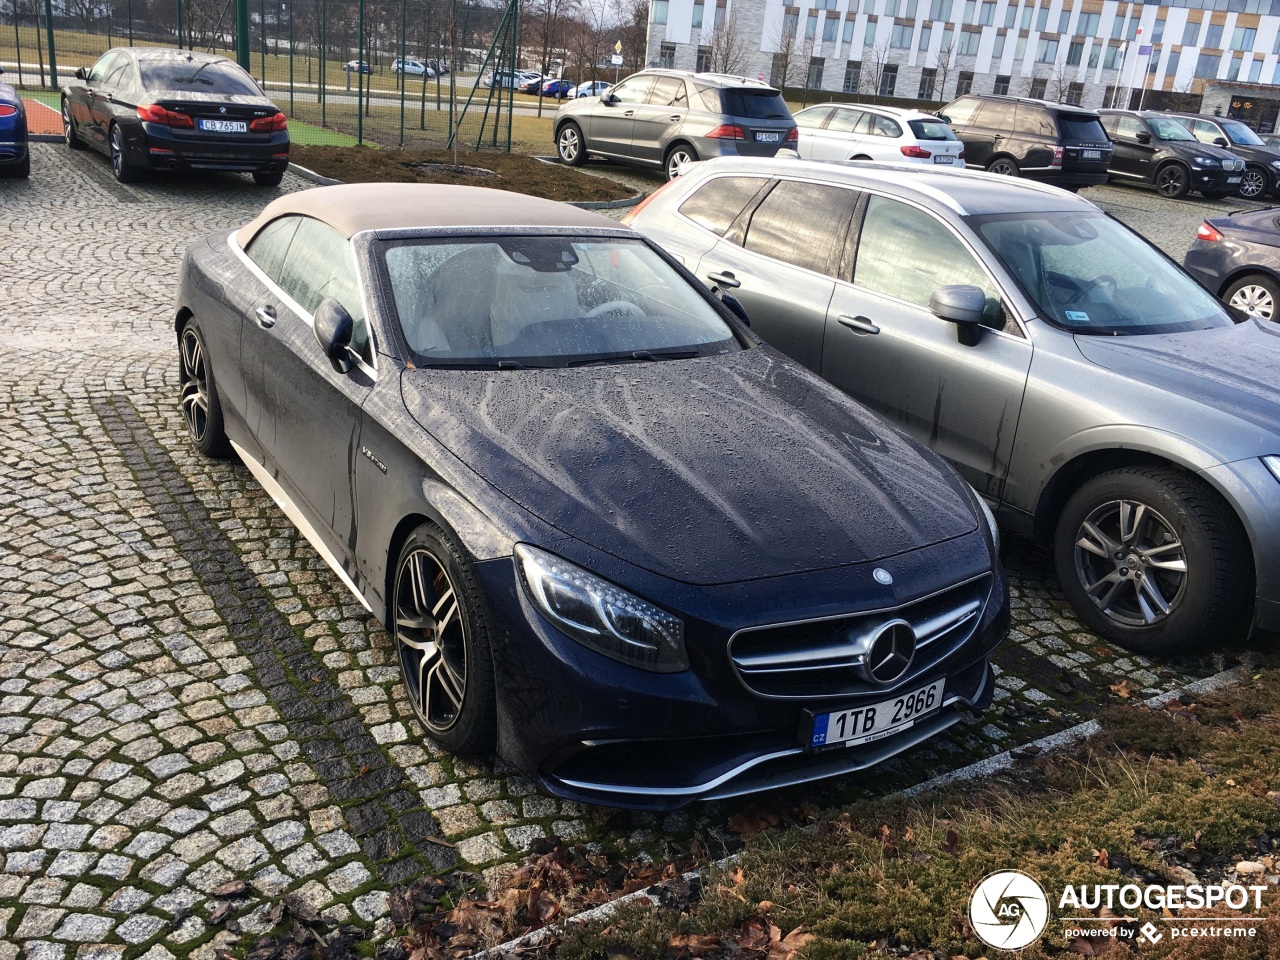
[400,349,978,586]
[1074,320,1280,437]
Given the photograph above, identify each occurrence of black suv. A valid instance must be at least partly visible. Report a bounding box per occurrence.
[1165,112,1280,199]
[940,95,1112,190]
[1099,109,1245,200]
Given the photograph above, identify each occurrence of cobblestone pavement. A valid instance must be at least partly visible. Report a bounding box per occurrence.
[0,144,1268,959]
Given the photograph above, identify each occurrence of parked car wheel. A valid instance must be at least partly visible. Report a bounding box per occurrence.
[665,142,698,180]
[392,523,496,755]
[63,98,84,150]
[557,122,586,166]
[178,319,231,458]
[986,156,1020,177]
[109,124,140,183]
[253,168,285,187]
[1223,272,1280,321]
[1238,165,1269,200]
[1154,162,1190,199]
[1053,467,1249,655]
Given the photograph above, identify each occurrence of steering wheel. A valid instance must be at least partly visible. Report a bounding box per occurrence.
[1065,274,1117,304]
[586,300,645,318]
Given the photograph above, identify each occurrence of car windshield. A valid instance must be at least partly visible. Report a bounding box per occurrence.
[381,236,743,367]
[1222,119,1264,146]
[140,60,262,95]
[970,211,1234,335]
[1148,117,1196,141]
[908,118,958,140]
[722,89,790,120]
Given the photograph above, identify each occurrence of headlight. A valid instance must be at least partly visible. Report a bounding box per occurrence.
[515,544,689,673]
[1270,161,1280,168]
[1194,156,1218,166]
[968,484,1001,555]
[1264,455,1280,484]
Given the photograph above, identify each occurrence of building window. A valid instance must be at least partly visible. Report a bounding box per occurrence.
[1020,5,1032,29]
[1003,2,1015,28]
[1028,76,1047,98]
[957,29,980,55]
[1111,15,1125,40]
[714,2,724,28]
[1182,18,1200,46]
[691,2,704,29]
[1226,52,1242,80]
[808,56,825,87]
[884,0,900,15]
[929,0,952,20]
[992,30,1006,58]
[1103,41,1122,69]
[1205,23,1222,48]
[1151,19,1164,43]
[1231,26,1256,50]
[964,0,976,24]
[824,15,838,41]
[697,45,712,71]
[1077,11,1099,35]
[918,66,937,97]
[652,0,668,25]
[1066,81,1083,104]
[993,73,1010,94]
[891,22,913,48]
[879,63,898,95]
[843,18,855,42]
[865,18,878,47]
[658,42,676,68]
[1195,51,1221,77]
[1250,57,1263,83]
[783,10,799,37]
[806,12,819,39]
[1035,5,1048,31]
[844,59,862,91]
[1057,9,1070,33]
[918,24,932,49]
[1067,40,1083,66]
[1088,42,1100,67]
[1036,37,1058,63]
[955,69,974,93]
[1015,34,1027,61]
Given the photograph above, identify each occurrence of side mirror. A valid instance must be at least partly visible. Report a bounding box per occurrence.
[75,66,87,80]
[314,297,355,373]
[715,288,750,326]
[937,113,951,123]
[1135,131,1152,144]
[602,93,617,104]
[1214,136,1228,147]
[929,284,987,346]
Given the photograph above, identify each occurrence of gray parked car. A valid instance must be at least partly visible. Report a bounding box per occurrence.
[627,156,1280,654]
[553,69,796,180]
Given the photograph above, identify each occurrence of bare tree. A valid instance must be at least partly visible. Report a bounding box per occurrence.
[767,15,802,88]
[932,39,954,100]
[705,9,749,75]
[1046,56,1073,102]
[1168,77,1200,113]
[861,37,892,97]
[526,0,579,115]
[614,0,648,72]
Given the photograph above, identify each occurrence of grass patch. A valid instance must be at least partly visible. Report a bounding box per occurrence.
[289,144,633,203]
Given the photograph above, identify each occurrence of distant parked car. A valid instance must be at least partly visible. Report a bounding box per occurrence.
[1166,112,1280,200]
[1098,109,1245,199]
[0,66,29,179]
[516,73,544,93]
[484,70,534,89]
[1184,208,1280,321]
[941,94,1112,190]
[541,79,575,99]
[572,80,611,98]
[554,69,797,180]
[62,48,289,186]
[343,60,373,74]
[793,103,963,167]
[426,59,449,75]
[392,58,434,77]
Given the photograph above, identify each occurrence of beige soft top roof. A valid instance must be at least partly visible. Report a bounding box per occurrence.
[234,182,620,246]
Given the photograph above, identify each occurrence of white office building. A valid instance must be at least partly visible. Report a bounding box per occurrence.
[646,0,1280,127]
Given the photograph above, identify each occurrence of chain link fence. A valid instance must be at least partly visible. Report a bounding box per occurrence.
[1,0,542,149]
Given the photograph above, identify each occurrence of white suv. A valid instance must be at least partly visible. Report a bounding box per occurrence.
[793,103,964,167]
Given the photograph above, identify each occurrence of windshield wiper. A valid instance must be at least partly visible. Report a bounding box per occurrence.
[567,350,700,368]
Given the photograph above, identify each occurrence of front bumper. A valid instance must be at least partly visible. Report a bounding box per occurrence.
[1187,166,1238,193]
[474,534,1009,809]
[129,122,289,173]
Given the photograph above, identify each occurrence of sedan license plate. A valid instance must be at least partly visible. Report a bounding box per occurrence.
[933,155,954,164]
[1228,176,1242,184]
[1082,149,1102,159]
[755,131,781,143]
[808,679,944,749]
[199,118,247,133]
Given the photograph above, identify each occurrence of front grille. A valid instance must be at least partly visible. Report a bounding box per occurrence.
[728,573,992,699]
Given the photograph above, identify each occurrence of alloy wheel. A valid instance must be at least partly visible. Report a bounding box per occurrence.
[666,148,694,179]
[110,126,124,178]
[1228,282,1276,320]
[1240,169,1267,199]
[1072,498,1188,628]
[63,102,75,147]
[988,160,1017,176]
[178,327,211,444]
[558,127,580,163]
[395,547,468,734]
[1156,166,1187,198]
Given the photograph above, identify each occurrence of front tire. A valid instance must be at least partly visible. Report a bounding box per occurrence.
[557,121,587,166]
[1053,467,1250,655]
[664,142,698,180]
[1223,272,1280,321]
[1154,163,1190,199]
[178,319,231,459]
[109,124,141,183]
[986,156,1020,177]
[63,98,84,150]
[392,524,497,756]
[1238,165,1269,200]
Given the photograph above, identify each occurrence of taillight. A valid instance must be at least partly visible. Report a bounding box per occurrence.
[705,124,746,140]
[136,104,193,128]
[785,127,798,142]
[1051,146,1064,167]
[250,112,288,132]
[958,149,965,160]
[1197,221,1224,242]
[0,105,17,118]
[900,145,932,158]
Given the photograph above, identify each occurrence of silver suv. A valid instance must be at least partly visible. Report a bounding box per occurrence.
[628,156,1280,655]
[553,70,797,180]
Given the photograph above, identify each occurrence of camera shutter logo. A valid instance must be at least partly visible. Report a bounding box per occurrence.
[969,870,1050,950]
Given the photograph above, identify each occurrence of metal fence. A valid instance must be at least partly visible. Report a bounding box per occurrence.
[1,0,542,149]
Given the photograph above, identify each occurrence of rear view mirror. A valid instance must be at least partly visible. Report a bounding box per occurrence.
[314,297,355,373]
[930,284,987,346]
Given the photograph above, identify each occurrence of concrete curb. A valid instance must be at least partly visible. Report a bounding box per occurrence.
[288,161,343,186]
[465,662,1254,959]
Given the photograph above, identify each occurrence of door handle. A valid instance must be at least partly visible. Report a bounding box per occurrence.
[669,115,681,121]
[707,271,741,289]
[105,93,114,102]
[624,109,635,117]
[254,305,277,329]
[837,314,880,335]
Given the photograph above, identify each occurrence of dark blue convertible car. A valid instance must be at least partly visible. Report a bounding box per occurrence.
[0,67,29,179]
[173,183,1009,808]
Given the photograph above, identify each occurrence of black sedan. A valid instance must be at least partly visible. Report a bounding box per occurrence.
[174,184,1008,808]
[0,66,28,179]
[62,48,289,186]
[1184,208,1280,321]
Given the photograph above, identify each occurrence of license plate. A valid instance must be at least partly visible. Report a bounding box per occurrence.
[755,131,781,143]
[933,155,954,164]
[199,119,247,133]
[1082,149,1102,159]
[1228,176,1242,184]
[807,679,944,749]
